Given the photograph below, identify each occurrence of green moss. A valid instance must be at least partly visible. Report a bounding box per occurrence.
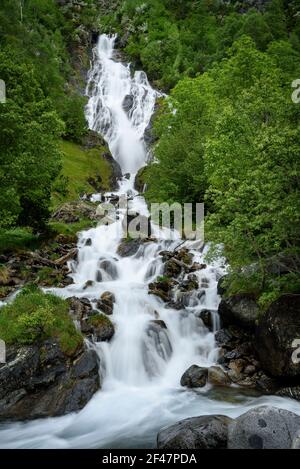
[88,313,112,328]
[51,140,112,210]
[0,285,82,356]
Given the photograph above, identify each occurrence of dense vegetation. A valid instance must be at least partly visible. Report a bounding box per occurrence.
[0,0,101,233]
[0,285,82,355]
[0,1,299,307]
[101,0,300,306]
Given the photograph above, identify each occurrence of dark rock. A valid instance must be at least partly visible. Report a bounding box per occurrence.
[228,406,300,449]
[117,238,143,257]
[87,314,115,342]
[122,94,134,114]
[149,277,175,302]
[180,365,208,388]
[208,366,231,387]
[98,259,118,280]
[218,294,259,329]
[179,274,199,292]
[68,296,92,321]
[164,259,182,278]
[276,386,300,401]
[198,309,214,331]
[157,415,232,449]
[96,291,115,315]
[0,341,100,421]
[217,275,229,296]
[83,280,94,289]
[143,320,172,375]
[215,328,234,348]
[255,294,300,378]
[189,262,206,272]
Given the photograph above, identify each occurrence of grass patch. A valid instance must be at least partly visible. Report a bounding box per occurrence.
[0,285,83,356]
[48,217,96,239]
[51,140,112,210]
[88,313,113,328]
[0,228,40,254]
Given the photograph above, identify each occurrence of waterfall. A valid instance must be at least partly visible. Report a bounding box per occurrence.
[1,35,299,449]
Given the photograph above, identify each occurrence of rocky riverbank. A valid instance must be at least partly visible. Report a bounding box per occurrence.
[157,405,300,449]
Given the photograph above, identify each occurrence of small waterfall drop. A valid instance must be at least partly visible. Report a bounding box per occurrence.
[1,35,299,449]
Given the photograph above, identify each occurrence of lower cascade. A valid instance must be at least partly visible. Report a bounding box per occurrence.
[0,34,299,449]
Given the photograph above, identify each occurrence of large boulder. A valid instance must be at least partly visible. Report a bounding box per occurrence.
[0,340,100,421]
[228,406,300,449]
[255,294,300,378]
[157,415,232,449]
[180,365,208,388]
[218,294,259,329]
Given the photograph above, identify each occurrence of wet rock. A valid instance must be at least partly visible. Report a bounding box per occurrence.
[83,280,94,290]
[0,341,100,421]
[87,313,115,342]
[208,366,231,387]
[122,94,134,114]
[164,259,182,278]
[180,365,208,388]
[228,406,300,449]
[68,297,92,321]
[215,328,234,348]
[149,277,175,302]
[276,386,300,401]
[189,262,207,272]
[218,294,259,329]
[117,238,143,257]
[198,309,214,331]
[255,294,300,378]
[179,274,199,292]
[134,166,147,193]
[217,275,229,296]
[157,415,232,449]
[98,259,118,280]
[143,320,172,376]
[96,291,115,315]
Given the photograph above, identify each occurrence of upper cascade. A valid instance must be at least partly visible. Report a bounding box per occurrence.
[85,34,158,175]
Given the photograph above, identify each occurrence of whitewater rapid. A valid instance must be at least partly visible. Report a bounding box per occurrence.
[0,34,300,449]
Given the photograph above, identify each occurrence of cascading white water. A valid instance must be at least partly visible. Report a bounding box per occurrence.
[1,34,300,449]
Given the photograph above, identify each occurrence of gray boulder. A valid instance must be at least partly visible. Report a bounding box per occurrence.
[228,406,300,449]
[218,294,259,329]
[157,415,232,449]
[180,365,208,388]
[0,340,100,421]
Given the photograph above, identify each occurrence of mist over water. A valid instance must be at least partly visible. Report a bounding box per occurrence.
[1,34,299,449]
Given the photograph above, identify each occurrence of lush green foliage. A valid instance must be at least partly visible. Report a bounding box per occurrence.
[0,285,83,355]
[0,0,99,232]
[100,0,300,90]
[51,141,112,209]
[145,26,300,304]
